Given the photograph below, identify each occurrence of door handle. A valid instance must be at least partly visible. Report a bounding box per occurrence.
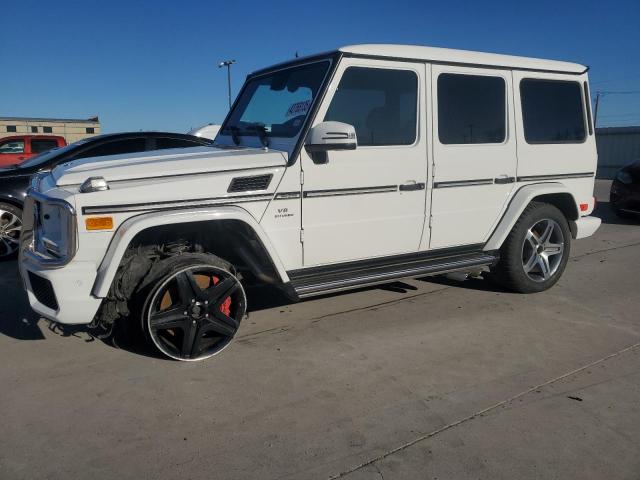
[494,176,515,184]
[399,182,425,191]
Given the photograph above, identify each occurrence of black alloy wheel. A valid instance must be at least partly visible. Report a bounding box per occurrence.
[143,261,246,361]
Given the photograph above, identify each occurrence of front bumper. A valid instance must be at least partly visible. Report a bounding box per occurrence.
[571,215,601,240]
[19,257,102,325]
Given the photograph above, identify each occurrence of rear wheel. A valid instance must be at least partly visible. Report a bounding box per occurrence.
[0,203,22,260]
[140,254,247,361]
[491,202,571,293]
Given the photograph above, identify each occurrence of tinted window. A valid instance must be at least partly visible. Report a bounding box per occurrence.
[86,127,95,134]
[438,74,506,144]
[31,139,59,153]
[6,125,17,133]
[75,138,146,159]
[31,126,38,133]
[324,67,418,146]
[0,139,24,153]
[155,137,207,150]
[520,79,586,143]
[43,126,53,133]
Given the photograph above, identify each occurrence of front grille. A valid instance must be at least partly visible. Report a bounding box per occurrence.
[228,174,273,193]
[28,272,58,311]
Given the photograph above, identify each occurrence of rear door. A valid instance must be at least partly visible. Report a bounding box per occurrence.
[429,66,517,249]
[301,58,429,266]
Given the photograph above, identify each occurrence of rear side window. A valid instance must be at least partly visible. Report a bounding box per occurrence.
[75,138,147,159]
[438,73,506,145]
[520,79,586,143]
[31,139,59,154]
[154,137,207,150]
[324,67,418,146]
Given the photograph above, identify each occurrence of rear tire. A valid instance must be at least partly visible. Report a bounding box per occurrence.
[136,253,247,361]
[491,202,571,293]
[0,202,22,261]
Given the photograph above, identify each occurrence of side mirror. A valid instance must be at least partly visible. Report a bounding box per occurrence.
[305,121,357,152]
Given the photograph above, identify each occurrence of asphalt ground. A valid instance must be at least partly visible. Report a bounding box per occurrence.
[1,180,639,479]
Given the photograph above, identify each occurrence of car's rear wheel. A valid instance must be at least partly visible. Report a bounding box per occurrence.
[140,254,247,361]
[490,202,571,293]
[0,202,22,260]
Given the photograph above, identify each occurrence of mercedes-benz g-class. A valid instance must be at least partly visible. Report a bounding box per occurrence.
[19,45,601,361]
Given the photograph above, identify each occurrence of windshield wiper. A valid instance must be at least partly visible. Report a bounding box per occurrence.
[245,123,270,148]
[225,126,241,146]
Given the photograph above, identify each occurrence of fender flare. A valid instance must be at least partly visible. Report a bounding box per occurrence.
[484,182,579,251]
[91,206,289,298]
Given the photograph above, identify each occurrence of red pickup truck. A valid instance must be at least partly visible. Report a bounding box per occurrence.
[0,135,66,167]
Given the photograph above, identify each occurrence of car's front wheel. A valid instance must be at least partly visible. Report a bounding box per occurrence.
[0,202,22,260]
[490,202,571,293]
[138,253,247,361]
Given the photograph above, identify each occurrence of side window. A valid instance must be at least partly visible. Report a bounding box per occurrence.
[0,139,25,154]
[154,137,207,150]
[43,126,53,133]
[520,79,586,143]
[31,139,60,154]
[438,73,506,144]
[324,67,418,146]
[75,138,146,159]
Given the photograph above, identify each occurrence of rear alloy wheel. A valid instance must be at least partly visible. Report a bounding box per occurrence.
[0,203,22,260]
[490,202,571,293]
[143,262,246,361]
[521,219,565,282]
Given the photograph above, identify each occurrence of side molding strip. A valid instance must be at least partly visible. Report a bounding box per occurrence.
[434,178,494,188]
[517,172,594,182]
[82,193,273,215]
[303,185,398,198]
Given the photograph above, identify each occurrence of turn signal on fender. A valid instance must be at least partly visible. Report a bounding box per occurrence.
[85,216,114,231]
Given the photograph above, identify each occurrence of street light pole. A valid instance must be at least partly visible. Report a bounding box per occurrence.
[218,59,236,109]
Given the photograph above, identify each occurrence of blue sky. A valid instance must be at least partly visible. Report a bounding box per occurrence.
[2,0,639,133]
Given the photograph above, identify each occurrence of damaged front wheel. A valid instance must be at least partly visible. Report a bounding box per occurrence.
[141,255,247,361]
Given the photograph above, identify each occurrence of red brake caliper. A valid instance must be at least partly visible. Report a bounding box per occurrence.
[212,276,232,317]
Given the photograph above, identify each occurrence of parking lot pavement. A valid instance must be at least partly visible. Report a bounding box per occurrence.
[1,180,639,480]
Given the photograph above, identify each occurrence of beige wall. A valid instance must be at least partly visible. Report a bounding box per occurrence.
[0,119,101,144]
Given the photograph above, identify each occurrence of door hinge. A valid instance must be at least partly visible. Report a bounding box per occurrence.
[431,163,436,177]
[300,229,304,243]
[300,170,304,185]
[429,214,433,228]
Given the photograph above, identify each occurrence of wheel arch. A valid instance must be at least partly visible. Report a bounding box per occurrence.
[0,194,24,210]
[484,182,580,251]
[91,206,289,298]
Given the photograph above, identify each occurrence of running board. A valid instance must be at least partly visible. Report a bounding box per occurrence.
[288,249,499,299]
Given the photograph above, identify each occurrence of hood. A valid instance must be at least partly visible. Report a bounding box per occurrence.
[52,145,288,187]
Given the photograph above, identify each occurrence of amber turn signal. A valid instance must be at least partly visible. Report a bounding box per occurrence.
[85,216,114,231]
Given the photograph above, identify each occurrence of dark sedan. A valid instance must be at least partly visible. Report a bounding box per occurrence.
[610,159,640,219]
[0,132,213,259]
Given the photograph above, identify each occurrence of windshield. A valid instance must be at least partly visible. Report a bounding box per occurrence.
[17,139,90,169]
[223,60,330,140]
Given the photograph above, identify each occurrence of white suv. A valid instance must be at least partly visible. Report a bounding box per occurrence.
[19,44,601,361]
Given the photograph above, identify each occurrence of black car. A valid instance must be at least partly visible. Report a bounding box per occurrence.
[610,159,640,219]
[0,132,213,259]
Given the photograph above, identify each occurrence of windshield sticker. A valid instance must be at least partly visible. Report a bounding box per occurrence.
[286,99,312,117]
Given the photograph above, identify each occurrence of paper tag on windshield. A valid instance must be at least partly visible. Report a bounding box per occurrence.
[286,99,312,117]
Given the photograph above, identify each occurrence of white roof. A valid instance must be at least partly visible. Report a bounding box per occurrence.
[339,44,586,74]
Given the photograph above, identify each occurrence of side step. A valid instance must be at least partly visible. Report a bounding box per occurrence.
[288,248,499,299]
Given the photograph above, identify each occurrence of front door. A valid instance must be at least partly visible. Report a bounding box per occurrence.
[429,65,517,249]
[301,58,429,266]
